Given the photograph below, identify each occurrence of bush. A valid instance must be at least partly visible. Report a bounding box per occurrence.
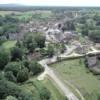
[17,68,29,83]
[29,61,44,75]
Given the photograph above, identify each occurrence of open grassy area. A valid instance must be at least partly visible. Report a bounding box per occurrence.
[2,40,16,49]
[42,77,65,100]
[0,11,20,16]
[14,11,53,21]
[21,77,65,100]
[51,58,100,100]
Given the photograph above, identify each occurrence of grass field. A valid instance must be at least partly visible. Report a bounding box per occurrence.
[51,59,100,100]
[21,77,65,100]
[15,11,53,21]
[2,40,16,49]
[0,11,20,16]
[42,78,65,100]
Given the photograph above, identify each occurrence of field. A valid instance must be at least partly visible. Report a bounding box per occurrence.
[21,77,65,100]
[51,58,100,100]
[0,11,20,16]
[14,11,53,21]
[42,78,65,100]
[2,40,16,49]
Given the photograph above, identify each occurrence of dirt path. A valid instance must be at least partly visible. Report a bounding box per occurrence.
[39,59,79,100]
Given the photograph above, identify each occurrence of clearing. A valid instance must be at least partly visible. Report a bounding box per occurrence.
[2,40,16,49]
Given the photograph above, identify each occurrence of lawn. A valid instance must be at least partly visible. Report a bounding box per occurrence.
[2,40,16,49]
[51,58,100,100]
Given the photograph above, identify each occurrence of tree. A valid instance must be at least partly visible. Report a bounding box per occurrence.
[0,27,4,36]
[88,30,100,42]
[23,33,37,53]
[29,61,44,75]
[47,45,54,58]
[0,47,10,70]
[35,34,45,48]
[16,41,22,48]
[4,62,22,77]
[84,56,89,68]
[5,96,18,100]
[22,60,30,70]
[4,71,16,82]
[97,94,100,100]
[60,44,66,53]
[0,80,34,100]
[11,47,23,61]
[40,87,51,100]
[17,68,29,83]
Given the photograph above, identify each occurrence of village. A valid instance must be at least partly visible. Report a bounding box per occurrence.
[0,7,100,100]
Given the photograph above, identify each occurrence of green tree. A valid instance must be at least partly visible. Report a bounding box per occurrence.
[0,47,10,70]
[23,33,37,53]
[60,44,66,53]
[97,94,100,100]
[5,96,18,100]
[22,60,30,70]
[17,68,29,83]
[40,87,51,100]
[29,61,44,75]
[16,40,23,48]
[35,34,45,48]
[4,62,22,77]
[0,80,34,100]
[11,47,23,61]
[4,71,16,82]
[47,45,54,58]
[0,27,4,36]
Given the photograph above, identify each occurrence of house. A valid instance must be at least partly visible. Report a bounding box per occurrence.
[86,55,100,74]
[87,56,97,67]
